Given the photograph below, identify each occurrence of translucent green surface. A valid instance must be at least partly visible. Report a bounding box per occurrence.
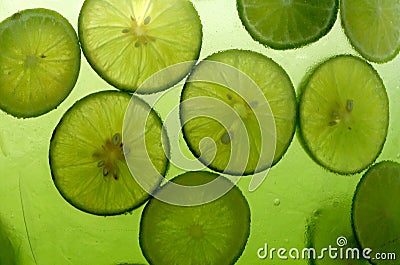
[0,0,400,264]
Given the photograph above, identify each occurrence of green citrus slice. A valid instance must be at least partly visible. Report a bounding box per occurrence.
[236,0,338,49]
[352,161,400,264]
[180,49,296,175]
[341,0,400,63]
[139,171,250,265]
[298,55,389,174]
[78,0,202,93]
[49,91,169,215]
[306,203,370,264]
[0,222,15,265]
[0,8,80,118]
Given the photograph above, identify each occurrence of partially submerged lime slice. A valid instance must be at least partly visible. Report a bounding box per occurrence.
[140,171,250,265]
[298,55,388,174]
[341,0,400,63]
[237,0,338,49]
[49,91,169,215]
[78,0,202,93]
[352,161,400,264]
[180,49,296,175]
[306,202,370,265]
[0,8,80,118]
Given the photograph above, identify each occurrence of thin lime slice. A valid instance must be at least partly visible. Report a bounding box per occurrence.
[139,171,250,265]
[341,0,400,63]
[237,0,338,49]
[0,222,15,265]
[49,91,169,215]
[306,203,370,265]
[352,161,400,264]
[78,0,202,93]
[181,49,296,175]
[298,55,388,174]
[0,8,80,118]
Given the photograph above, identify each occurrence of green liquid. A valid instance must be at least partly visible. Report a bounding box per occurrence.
[0,0,399,264]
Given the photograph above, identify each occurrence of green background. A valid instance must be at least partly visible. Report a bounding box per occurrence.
[0,0,399,264]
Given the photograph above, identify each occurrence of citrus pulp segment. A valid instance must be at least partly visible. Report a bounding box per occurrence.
[352,161,400,265]
[139,171,250,265]
[49,91,169,215]
[298,55,388,174]
[0,8,80,118]
[78,0,202,93]
[341,0,400,63]
[180,49,296,175]
[236,0,338,49]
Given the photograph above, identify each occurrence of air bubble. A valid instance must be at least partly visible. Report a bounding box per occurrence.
[273,198,280,206]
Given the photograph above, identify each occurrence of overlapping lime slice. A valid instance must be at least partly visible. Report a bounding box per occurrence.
[0,8,80,118]
[306,203,370,265]
[298,55,389,174]
[49,91,169,215]
[140,171,250,265]
[180,49,296,175]
[352,161,400,265]
[341,0,400,63]
[78,0,202,93]
[237,0,338,49]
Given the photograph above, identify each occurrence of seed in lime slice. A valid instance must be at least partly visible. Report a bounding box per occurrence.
[139,171,250,265]
[49,91,169,215]
[341,0,400,63]
[298,55,388,174]
[0,8,80,118]
[236,0,338,49]
[78,0,202,93]
[352,161,400,265]
[180,49,296,175]
[306,202,370,265]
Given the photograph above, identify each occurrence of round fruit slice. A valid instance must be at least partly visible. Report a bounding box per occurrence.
[341,0,400,63]
[306,203,370,265]
[352,161,400,265]
[0,8,80,118]
[237,0,338,49]
[140,171,250,265]
[78,0,202,93]
[181,49,296,175]
[298,55,388,174]
[49,91,169,215]
[0,221,15,265]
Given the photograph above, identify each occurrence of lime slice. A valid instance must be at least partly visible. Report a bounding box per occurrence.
[0,8,80,118]
[49,91,169,215]
[181,49,296,175]
[139,171,250,265]
[306,203,370,265]
[352,161,400,264]
[237,0,338,49]
[298,55,388,174]
[78,0,202,93]
[0,222,15,265]
[341,0,400,63]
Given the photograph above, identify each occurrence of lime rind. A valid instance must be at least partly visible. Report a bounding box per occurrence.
[180,49,296,175]
[340,0,400,63]
[49,91,169,216]
[236,0,339,50]
[0,8,81,118]
[297,54,389,175]
[351,161,400,265]
[139,171,250,265]
[78,0,202,93]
